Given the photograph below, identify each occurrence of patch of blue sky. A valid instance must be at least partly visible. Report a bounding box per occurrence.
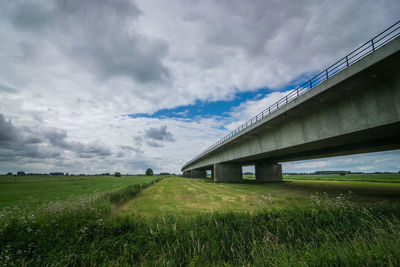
[128,87,270,120]
[128,70,322,121]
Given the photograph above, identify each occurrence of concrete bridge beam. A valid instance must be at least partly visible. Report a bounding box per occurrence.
[255,162,282,182]
[214,163,242,183]
[191,169,206,178]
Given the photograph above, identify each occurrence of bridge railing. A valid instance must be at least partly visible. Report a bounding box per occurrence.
[183,20,400,169]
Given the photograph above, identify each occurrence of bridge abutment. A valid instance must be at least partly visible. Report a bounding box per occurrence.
[213,163,242,183]
[255,162,282,182]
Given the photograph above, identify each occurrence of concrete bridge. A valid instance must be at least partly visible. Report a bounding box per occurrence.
[181,22,400,183]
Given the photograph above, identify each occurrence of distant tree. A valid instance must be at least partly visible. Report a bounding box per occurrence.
[17,171,25,176]
[114,172,121,177]
[50,172,64,176]
[145,168,154,176]
[6,172,12,176]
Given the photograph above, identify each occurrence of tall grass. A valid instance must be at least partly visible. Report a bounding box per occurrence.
[1,183,399,266]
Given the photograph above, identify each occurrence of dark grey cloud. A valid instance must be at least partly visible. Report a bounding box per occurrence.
[0,82,17,94]
[145,125,175,142]
[0,114,18,141]
[147,141,163,148]
[44,129,111,156]
[186,0,307,57]
[10,1,55,31]
[8,0,170,83]
[77,143,112,157]
[120,145,143,154]
[116,151,125,158]
[120,145,135,150]
[0,114,111,161]
[0,114,61,161]
[44,130,69,149]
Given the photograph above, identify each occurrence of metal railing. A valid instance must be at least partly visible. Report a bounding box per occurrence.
[183,20,400,169]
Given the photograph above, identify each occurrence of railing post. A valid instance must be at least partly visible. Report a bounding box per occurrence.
[371,39,375,51]
[309,80,312,89]
[325,69,329,80]
[345,56,349,67]
[296,88,299,97]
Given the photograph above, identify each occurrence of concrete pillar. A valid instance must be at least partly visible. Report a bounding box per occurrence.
[191,169,206,178]
[182,170,191,177]
[214,163,242,183]
[211,168,214,179]
[255,162,282,182]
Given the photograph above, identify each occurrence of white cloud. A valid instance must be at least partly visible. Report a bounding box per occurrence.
[0,0,399,173]
[226,91,291,130]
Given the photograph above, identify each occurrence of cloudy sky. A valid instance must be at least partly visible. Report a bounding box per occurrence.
[0,0,399,174]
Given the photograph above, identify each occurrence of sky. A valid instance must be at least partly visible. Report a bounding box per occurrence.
[0,0,399,174]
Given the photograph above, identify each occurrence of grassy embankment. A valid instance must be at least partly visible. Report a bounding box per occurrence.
[1,174,400,266]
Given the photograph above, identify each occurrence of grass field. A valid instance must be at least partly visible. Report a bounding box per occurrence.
[119,177,400,218]
[240,173,400,183]
[1,174,400,266]
[284,173,400,182]
[0,175,161,208]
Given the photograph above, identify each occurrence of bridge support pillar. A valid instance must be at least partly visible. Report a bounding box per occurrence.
[214,163,242,183]
[255,162,282,182]
[182,171,191,177]
[191,169,206,178]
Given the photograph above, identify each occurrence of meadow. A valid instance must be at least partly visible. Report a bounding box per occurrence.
[284,173,400,183]
[119,176,400,218]
[1,174,400,266]
[0,175,160,208]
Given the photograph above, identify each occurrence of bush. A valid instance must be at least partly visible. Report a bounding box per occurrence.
[114,172,121,177]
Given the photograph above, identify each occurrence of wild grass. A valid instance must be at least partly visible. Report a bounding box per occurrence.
[1,191,399,266]
[1,176,400,266]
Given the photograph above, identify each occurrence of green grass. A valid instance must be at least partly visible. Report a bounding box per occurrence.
[284,173,400,182]
[243,173,400,183]
[0,175,162,208]
[119,177,400,218]
[1,175,400,266]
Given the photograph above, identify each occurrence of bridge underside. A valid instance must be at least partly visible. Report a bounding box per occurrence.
[182,37,400,183]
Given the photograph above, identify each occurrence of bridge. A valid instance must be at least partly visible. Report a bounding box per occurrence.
[181,21,400,183]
